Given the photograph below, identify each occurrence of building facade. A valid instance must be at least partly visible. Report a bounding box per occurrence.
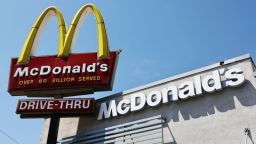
[41,54,256,144]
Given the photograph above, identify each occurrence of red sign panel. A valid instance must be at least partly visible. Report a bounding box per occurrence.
[8,51,118,97]
[16,98,94,117]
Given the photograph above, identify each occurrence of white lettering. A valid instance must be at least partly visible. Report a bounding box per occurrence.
[225,68,245,87]
[98,100,117,120]
[47,101,53,109]
[162,86,178,103]
[194,75,203,95]
[100,64,108,72]
[82,100,90,109]
[30,68,39,76]
[117,99,130,115]
[14,67,28,77]
[40,101,48,109]
[72,66,80,74]
[63,66,71,74]
[14,63,109,77]
[98,68,246,120]
[147,91,162,106]
[27,101,35,110]
[130,93,146,112]
[66,100,73,109]
[52,67,61,75]
[19,101,28,110]
[40,66,51,75]
[59,100,65,109]
[87,63,96,72]
[179,81,195,99]
[74,100,81,109]
[202,70,222,93]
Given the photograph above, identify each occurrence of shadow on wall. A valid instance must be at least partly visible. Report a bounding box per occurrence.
[163,125,177,144]
[162,80,256,122]
[248,134,255,144]
[75,81,256,143]
[162,80,256,143]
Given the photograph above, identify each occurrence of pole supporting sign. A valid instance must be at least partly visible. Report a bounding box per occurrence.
[8,2,116,111]
[8,3,120,97]
[8,3,119,143]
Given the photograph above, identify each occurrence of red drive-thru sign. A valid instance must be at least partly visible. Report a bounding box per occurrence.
[16,98,94,117]
[8,52,118,97]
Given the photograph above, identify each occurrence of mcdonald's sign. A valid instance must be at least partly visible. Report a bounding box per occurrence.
[8,4,120,97]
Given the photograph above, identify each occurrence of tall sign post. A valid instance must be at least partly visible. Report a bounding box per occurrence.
[8,4,120,144]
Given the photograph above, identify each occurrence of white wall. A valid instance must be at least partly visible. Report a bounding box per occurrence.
[40,55,256,144]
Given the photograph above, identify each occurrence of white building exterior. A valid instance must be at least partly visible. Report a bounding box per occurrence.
[41,54,256,144]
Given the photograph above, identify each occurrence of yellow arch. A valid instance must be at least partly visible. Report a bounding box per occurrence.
[59,4,109,59]
[18,6,66,64]
[18,4,109,64]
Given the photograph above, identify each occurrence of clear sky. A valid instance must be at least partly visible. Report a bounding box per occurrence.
[1,0,256,143]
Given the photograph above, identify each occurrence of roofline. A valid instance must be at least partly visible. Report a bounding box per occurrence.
[97,53,253,102]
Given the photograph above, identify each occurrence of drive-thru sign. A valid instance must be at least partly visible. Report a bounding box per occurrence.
[16,98,95,117]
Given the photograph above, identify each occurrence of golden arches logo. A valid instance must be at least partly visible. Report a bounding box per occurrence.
[18,3,109,64]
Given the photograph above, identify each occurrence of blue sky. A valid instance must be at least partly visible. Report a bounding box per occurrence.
[1,0,256,143]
